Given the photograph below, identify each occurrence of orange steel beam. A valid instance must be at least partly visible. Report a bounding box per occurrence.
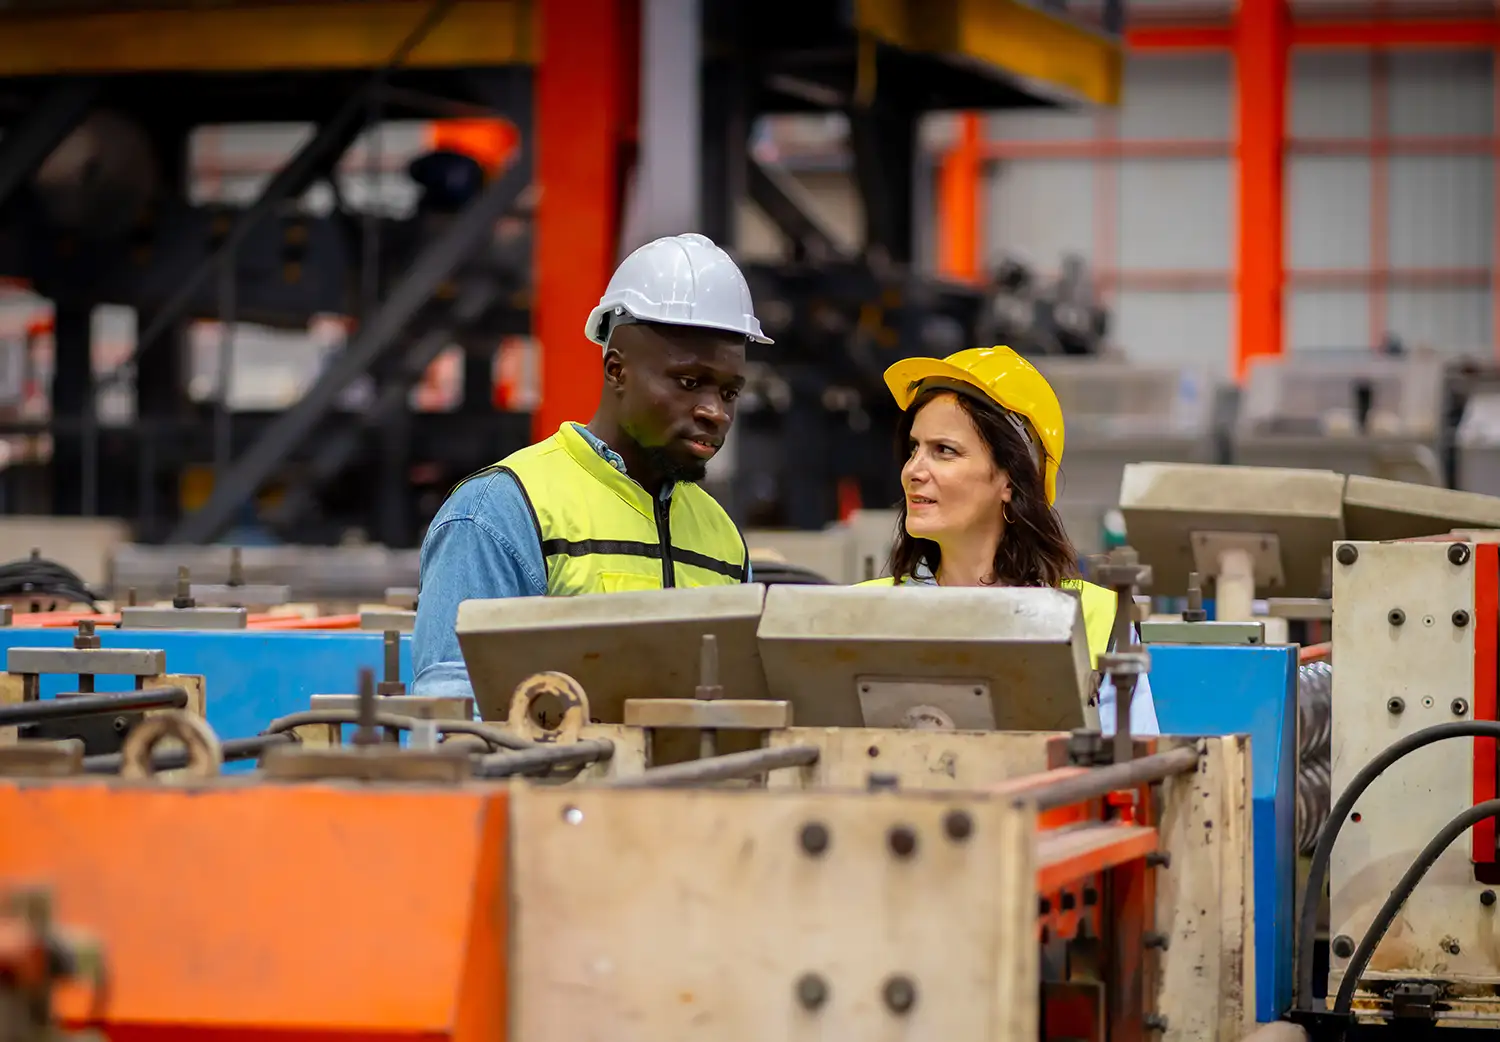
[1234,0,1289,380]
[0,783,510,1041]
[532,0,639,443]
[937,112,982,282]
[1036,823,1160,893]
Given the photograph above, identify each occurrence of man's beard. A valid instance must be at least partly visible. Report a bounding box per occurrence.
[640,442,709,484]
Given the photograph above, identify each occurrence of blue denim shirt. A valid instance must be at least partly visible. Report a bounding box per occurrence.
[899,568,1160,738]
[412,423,750,699]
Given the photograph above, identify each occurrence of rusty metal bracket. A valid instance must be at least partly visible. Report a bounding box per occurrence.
[119,711,224,782]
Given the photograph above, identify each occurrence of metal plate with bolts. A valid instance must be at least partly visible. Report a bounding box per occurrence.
[359,610,416,633]
[8,647,167,676]
[757,584,1088,731]
[1139,621,1267,647]
[856,679,997,731]
[188,583,293,607]
[458,585,769,724]
[118,606,249,631]
[1118,462,1345,598]
[1190,532,1287,593]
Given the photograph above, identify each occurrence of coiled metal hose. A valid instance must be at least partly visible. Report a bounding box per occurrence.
[1296,659,1333,855]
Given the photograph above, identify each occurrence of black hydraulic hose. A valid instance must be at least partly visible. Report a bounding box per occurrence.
[1333,799,1500,1015]
[1296,721,1500,1010]
[82,732,296,774]
[475,739,614,779]
[0,687,188,727]
[260,708,535,751]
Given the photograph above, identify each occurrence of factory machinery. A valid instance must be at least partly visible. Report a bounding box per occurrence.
[6,465,1500,1038]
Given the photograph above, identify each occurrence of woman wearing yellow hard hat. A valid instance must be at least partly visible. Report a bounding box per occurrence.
[859,344,1158,737]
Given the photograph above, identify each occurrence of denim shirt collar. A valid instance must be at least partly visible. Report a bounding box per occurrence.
[570,422,675,504]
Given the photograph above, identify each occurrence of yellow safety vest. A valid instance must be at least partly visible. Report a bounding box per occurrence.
[466,422,749,596]
[856,575,1117,668]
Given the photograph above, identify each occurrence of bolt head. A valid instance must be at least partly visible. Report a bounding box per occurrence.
[799,822,830,857]
[1454,609,1472,628]
[1388,608,1406,626]
[795,973,828,1010]
[1450,543,1473,566]
[943,809,973,842]
[1388,697,1406,714]
[1453,698,1471,717]
[887,824,918,859]
[1482,889,1496,907]
[1336,544,1358,566]
[1332,934,1355,958]
[881,974,917,1014]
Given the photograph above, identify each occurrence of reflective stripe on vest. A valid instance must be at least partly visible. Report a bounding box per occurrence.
[854,575,1117,668]
[475,423,748,596]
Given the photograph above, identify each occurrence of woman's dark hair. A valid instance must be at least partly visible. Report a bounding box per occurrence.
[888,386,1079,588]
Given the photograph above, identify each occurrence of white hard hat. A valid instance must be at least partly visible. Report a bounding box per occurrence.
[585,232,773,349]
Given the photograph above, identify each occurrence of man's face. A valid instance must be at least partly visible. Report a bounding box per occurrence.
[607,324,747,483]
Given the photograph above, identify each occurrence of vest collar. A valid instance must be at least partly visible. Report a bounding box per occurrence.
[555,421,663,520]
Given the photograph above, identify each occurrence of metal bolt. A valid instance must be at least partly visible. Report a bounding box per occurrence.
[881,975,917,1015]
[1144,931,1170,950]
[126,586,137,607]
[799,822,830,857]
[1444,938,1462,955]
[1332,934,1355,959]
[795,973,828,1011]
[1183,571,1207,623]
[228,546,244,587]
[351,667,379,747]
[1145,1014,1169,1032]
[943,809,973,842]
[1060,891,1076,911]
[887,825,918,859]
[1039,896,1051,916]
[1082,885,1098,906]
[172,565,194,609]
[1145,851,1171,869]
[1336,544,1358,566]
[1454,609,1471,628]
[1388,697,1406,715]
[73,619,100,651]
[1450,543,1472,566]
[1482,889,1496,907]
[1453,698,1471,717]
[1388,608,1406,626]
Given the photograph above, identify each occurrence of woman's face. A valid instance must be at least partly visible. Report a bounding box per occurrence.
[901,393,1011,542]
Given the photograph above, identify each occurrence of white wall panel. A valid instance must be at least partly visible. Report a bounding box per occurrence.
[1112,291,1232,374]
[985,160,1095,269]
[1388,289,1492,355]
[1387,155,1493,269]
[1287,290,1370,352]
[1119,54,1232,140]
[1388,51,1492,137]
[1118,158,1232,270]
[987,110,1095,141]
[1291,52,1372,137]
[1287,157,1371,269]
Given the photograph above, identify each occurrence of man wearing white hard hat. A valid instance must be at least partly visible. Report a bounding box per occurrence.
[413,233,770,698]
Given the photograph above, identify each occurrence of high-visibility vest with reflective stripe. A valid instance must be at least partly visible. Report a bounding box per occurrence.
[476,422,748,596]
[856,575,1117,669]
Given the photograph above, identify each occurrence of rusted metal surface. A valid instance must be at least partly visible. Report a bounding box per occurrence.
[118,710,223,781]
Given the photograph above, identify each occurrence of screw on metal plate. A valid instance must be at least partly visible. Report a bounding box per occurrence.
[799,821,830,857]
[1482,889,1496,907]
[350,667,380,747]
[1336,544,1358,566]
[1453,698,1471,717]
[1450,543,1472,566]
[943,808,973,842]
[887,824,918,859]
[73,618,100,651]
[1039,896,1051,915]
[1083,885,1098,906]
[1067,728,1105,767]
[795,973,828,1011]
[881,975,917,1015]
[1454,609,1471,628]
[1060,890,1076,911]
[172,565,195,609]
[1331,934,1355,959]
[1182,571,1207,623]
[1388,608,1406,626]
[1388,697,1405,714]
[1144,931,1170,950]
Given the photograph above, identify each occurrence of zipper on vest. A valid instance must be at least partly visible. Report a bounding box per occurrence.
[654,496,676,588]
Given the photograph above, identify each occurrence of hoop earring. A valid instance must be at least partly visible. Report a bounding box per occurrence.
[1003,503,1015,524]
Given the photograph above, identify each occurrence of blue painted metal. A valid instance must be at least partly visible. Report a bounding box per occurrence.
[0,627,412,751]
[1149,643,1299,1024]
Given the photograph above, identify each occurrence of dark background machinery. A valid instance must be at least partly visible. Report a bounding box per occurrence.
[0,0,1123,547]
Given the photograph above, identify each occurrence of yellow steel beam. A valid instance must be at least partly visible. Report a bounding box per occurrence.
[855,0,1122,108]
[0,1,534,77]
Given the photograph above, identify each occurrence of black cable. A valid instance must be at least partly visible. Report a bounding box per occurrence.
[748,561,833,586]
[0,551,99,609]
[1295,720,1500,1010]
[260,708,534,750]
[1333,798,1500,1014]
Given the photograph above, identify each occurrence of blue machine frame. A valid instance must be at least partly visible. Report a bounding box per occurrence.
[1149,642,1299,1025]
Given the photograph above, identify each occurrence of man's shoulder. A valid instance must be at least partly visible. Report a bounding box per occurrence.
[431,466,530,529]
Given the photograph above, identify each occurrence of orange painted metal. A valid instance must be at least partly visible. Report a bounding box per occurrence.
[1035,823,1159,894]
[1233,0,1289,381]
[248,613,364,631]
[0,783,510,1041]
[532,0,639,443]
[937,113,981,282]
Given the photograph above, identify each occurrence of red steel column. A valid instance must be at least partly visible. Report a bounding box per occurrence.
[533,0,639,441]
[937,112,982,281]
[1233,0,1289,379]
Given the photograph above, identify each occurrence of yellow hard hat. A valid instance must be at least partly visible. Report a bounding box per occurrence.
[883,345,1065,505]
